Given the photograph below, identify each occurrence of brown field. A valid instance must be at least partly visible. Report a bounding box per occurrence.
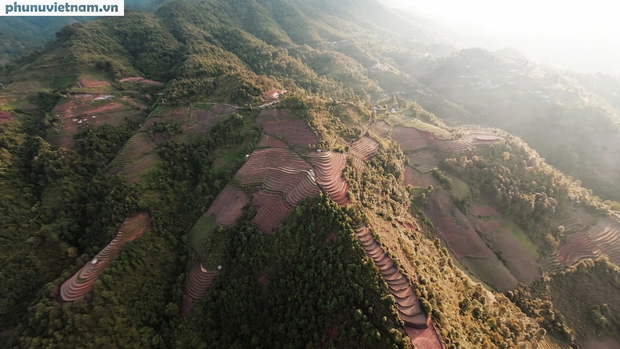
[257,134,287,148]
[426,190,492,259]
[210,104,237,115]
[400,138,433,152]
[204,185,250,227]
[472,217,540,284]
[189,109,227,135]
[60,213,150,301]
[470,204,500,217]
[143,107,189,128]
[256,109,318,147]
[587,338,620,349]
[0,110,14,124]
[79,79,110,88]
[404,166,420,186]
[461,256,518,292]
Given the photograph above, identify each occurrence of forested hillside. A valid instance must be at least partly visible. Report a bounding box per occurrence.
[1,0,620,349]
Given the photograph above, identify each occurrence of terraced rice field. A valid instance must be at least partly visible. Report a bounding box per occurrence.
[257,134,287,148]
[406,150,439,174]
[307,151,350,205]
[235,147,320,235]
[436,138,474,154]
[355,227,428,328]
[349,135,380,160]
[60,213,150,302]
[251,190,294,236]
[555,218,620,267]
[235,148,314,185]
[204,185,250,227]
[180,261,218,317]
[351,156,366,173]
[256,109,318,147]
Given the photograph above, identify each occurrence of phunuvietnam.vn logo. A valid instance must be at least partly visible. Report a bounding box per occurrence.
[2,0,124,15]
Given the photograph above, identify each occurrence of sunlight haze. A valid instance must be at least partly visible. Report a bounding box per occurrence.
[385,0,620,73]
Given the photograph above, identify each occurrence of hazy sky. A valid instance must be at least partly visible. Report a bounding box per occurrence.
[385,0,620,73]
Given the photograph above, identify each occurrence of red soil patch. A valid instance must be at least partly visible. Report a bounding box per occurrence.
[470,204,500,217]
[308,151,350,205]
[425,191,493,259]
[349,135,380,160]
[257,134,287,148]
[256,109,318,148]
[60,213,150,302]
[190,109,227,135]
[406,322,444,349]
[0,110,14,124]
[180,262,218,317]
[78,79,110,88]
[118,77,164,86]
[210,104,237,115]
[262,168,320,205]
[258,275,267,285]
[204,185,250,227]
